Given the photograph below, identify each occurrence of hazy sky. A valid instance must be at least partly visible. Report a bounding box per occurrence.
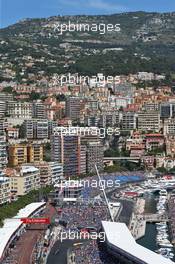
[1,0,175,28]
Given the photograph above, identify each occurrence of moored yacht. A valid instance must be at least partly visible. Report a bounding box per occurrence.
[159,189,168,196]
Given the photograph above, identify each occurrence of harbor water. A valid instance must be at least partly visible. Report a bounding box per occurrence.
[138,192,175,262]
[137,223,158,251]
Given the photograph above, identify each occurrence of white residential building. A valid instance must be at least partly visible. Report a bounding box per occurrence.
[0,172,10,205]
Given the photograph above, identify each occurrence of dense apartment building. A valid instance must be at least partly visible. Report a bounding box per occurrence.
[164,119,175,135]
[0,136,8,168]
[0,119,8,136]
[80,145,86,175]
[0,101,6,117]
[22,119,57,139]
[66,97,81,121]
[84,115,99,127]
[138,110,160,132]
[6,99,49,121]
[32,101,46,119]
[143,103,159,112]
[85,112,120,128]
[10,166,40,196]
[27,144,43,163]
[51,134,82,177]
[0,93,14,102]
[0,172,10,205]
[35,162,51,186]
[23,119,48,139]
[99,112,120,127]
[8,144,27,166]
[34,162,64,187]
[7,101,32,119]
[48,162,64,184]
[86,141,104,173]
[8,143,43,166]
[121,112,137,130]
[160,103,175,119]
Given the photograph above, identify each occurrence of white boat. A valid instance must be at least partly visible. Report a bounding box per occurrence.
[157,235,169,239]
[156,227,167,230]
[156,222,167,226]
[159,189,168,196]
[158,243,173,248]
[157,248,173,252]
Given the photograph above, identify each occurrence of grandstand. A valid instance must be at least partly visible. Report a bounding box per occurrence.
[0,202,46,262]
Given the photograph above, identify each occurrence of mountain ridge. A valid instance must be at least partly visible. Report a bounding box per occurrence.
[0,11,175,80]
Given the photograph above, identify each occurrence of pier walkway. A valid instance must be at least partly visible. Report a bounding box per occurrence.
[143,213,169,223]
